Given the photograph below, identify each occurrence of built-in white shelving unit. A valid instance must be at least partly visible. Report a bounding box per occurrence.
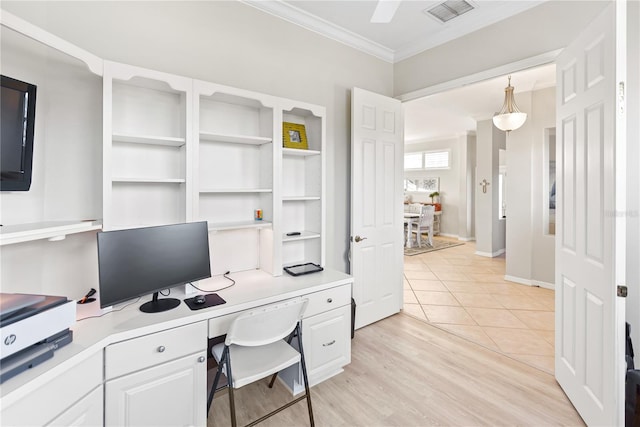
[193,81,277,275]
[103,61,192,231]
[279,105,325,270]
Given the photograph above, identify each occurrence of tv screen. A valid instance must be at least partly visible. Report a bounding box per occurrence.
[1,75,37,191]
[97,221,211,313]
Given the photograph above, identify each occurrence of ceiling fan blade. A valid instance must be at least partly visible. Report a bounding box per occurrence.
[370,0,401,23]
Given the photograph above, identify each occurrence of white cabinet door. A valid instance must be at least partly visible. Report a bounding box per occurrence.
[47,386,103,427]
[303,304,351,381]
[105,351,207,427]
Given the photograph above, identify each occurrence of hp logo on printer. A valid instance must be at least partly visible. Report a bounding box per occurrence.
[4,334,17,346]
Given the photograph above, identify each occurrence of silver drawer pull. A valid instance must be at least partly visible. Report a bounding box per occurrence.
[327,298,333,303]
[157,346,166,353]
[322,340,336,347]
[198,356,206,363]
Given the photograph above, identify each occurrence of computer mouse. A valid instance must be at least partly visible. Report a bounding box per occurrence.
[194,295,206,304]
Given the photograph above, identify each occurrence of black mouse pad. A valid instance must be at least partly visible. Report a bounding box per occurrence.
[184,293,226,311]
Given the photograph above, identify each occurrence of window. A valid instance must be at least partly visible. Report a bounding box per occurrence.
[424,151,449,169]
[404,153,422,169]
[404,150,450,170]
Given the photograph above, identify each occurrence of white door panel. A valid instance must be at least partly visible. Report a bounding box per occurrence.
[555,3,626,425]
[351,88,404,329]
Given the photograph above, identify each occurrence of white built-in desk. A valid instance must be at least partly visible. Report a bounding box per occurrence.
[0,269,353,427]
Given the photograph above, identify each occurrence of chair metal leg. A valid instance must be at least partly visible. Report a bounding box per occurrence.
[224,348,237,427]
[268,330,296,388]
[208,353,225,413]
[296,323,315,427]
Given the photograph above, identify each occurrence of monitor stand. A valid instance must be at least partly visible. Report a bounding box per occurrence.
[140,292,181,313]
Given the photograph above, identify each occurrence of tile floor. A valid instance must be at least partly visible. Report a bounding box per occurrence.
[402,237,556,373]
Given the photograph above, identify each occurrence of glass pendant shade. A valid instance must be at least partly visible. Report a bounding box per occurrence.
[492,76,527,132]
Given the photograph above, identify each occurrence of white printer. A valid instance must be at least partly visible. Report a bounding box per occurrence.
[0,293,75,383]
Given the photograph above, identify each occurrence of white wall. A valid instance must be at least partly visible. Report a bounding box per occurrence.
[393,1,610,97]
[505,87,556,286]
[1,1,394,284]
[475,120,505,256]
[404,136,464,236]
[458,134,476,240]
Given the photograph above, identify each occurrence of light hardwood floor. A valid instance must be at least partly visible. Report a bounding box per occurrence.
[208,313,583,426]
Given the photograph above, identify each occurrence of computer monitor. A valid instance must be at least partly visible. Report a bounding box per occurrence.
[97,221,211,313]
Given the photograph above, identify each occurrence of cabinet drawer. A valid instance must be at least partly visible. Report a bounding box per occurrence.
[303,284,351,318]
[304,305,351,378]
[105,321,206,380]
[1,351,103,427]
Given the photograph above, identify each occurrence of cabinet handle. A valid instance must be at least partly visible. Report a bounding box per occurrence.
[198,356,206,363]
[322,340,336,347]
[157,346,166,353]
[327,298,333,303]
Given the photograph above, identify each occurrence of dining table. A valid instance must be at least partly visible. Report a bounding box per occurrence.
[403,212,420,248]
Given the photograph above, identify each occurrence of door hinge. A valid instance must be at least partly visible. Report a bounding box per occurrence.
[617,285,628,298]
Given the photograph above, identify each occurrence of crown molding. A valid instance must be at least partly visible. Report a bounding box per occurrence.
[241,0,395,63]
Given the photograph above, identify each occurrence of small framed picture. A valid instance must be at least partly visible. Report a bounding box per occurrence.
[283,122,308,150]
[423,178,439,192]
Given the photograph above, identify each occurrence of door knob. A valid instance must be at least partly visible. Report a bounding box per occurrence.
[354,235,367,243]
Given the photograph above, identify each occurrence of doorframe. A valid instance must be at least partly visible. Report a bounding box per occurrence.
[396,49,561,103]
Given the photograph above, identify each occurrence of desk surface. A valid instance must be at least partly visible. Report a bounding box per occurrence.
[0,268,352,406]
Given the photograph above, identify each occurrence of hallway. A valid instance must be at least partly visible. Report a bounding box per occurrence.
[402,239,555,373]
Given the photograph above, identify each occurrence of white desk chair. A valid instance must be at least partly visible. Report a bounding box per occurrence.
[207,299,314,427]
[410,204,435,247]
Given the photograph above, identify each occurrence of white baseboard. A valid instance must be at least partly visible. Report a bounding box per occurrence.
[504,275,555,290]
[458,237,476,242]
[475,248,505,258]
[439,233,458,239]
[533,280,555,290]
[504,275,532,286]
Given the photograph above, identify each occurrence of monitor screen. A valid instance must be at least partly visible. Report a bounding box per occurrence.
[97,221,211,313]
[1,75,37,191]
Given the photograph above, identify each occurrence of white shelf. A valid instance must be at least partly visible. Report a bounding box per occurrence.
[283,148,321,157]
[282,231,321,242]
[0,221,102,246]
[282,196,321,201]
[208,220,272,232]
[112,133,186,147]
[112,178,186,183]
[199,188,272,194]
[199,132,272,145]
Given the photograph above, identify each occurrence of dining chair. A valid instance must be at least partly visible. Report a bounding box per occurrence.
[410,204,435,247]
[207,298,314,427]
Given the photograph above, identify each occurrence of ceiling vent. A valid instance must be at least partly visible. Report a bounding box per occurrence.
[425,0,475,23]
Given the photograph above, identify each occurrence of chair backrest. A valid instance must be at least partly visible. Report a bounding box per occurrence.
[408,203,422,214]
[225,298,308,347]
[419,204,435,227]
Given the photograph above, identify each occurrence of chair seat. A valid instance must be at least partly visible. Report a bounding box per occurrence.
[212,341,301,389]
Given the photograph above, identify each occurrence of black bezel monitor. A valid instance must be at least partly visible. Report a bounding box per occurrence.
[1,75,37,191]
[97,221,211,313]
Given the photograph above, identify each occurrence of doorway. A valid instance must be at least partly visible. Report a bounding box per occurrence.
[400,65,558,373]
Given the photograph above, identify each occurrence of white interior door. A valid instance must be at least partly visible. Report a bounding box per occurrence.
[350,87,404,329]
[555,3,626,425]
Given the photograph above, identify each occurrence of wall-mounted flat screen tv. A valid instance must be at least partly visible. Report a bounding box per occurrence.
[1,75,37,191]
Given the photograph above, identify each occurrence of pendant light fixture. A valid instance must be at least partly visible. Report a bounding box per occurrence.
[492,75,527,132]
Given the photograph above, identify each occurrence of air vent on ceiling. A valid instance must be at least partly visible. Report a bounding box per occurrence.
[425,0,475,23]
